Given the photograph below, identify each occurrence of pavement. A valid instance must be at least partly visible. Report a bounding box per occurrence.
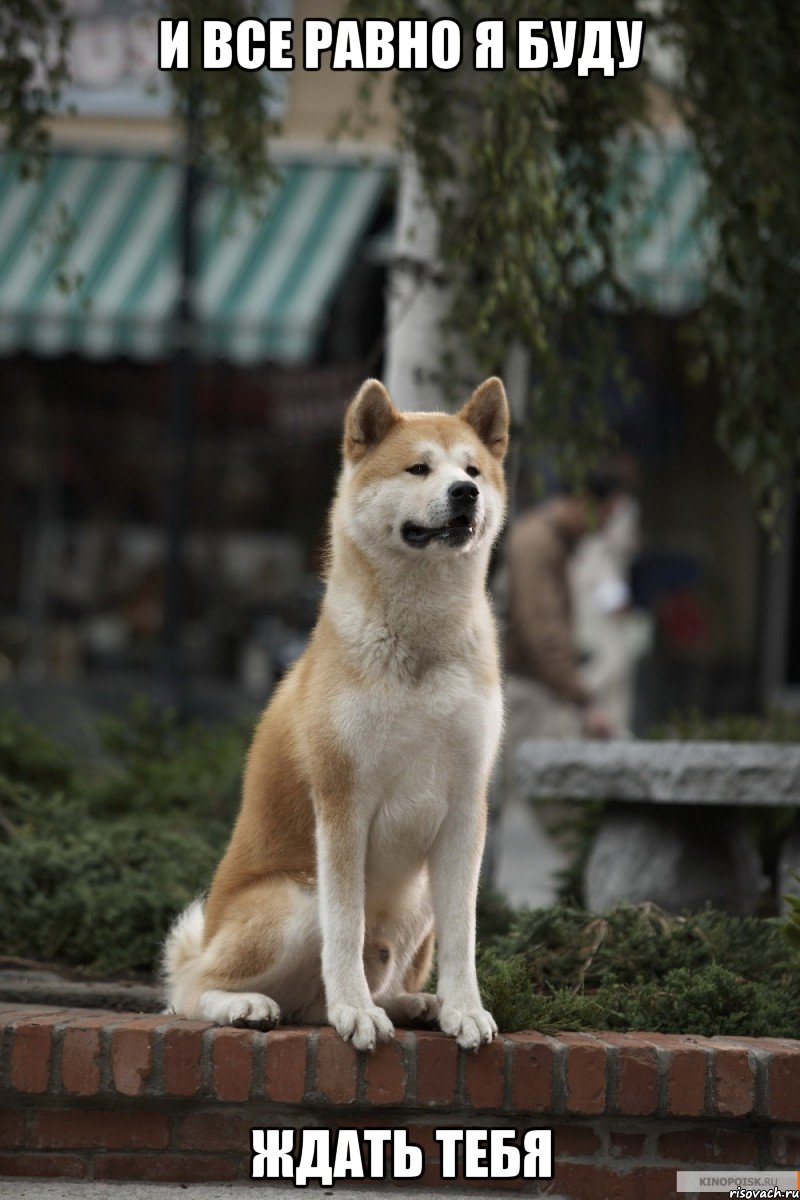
[0,1184,549,1199]
[0,966,161,1012]
[493,796,566,909]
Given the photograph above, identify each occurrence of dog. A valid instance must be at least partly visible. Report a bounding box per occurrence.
[163,376,509,1051]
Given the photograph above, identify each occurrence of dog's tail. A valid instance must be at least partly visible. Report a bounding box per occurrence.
[161,898,206,1014]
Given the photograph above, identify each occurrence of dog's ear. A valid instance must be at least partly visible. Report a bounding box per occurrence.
[344,379,400,462]
[459,377,509,460]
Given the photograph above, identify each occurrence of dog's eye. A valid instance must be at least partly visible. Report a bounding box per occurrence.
[406,463,430,476]
[466,465,480,478]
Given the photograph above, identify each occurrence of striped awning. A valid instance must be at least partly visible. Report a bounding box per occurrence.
[611,134,711,312]
[0,152,389,363]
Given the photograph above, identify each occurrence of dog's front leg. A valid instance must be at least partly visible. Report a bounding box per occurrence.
[428,795,497,1050]
[316,809,394,1052]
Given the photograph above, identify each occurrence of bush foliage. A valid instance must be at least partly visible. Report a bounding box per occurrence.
[1,705,799,1036]
[649,707,800,744]
[0,702,247,974]
[475,890,800,1037]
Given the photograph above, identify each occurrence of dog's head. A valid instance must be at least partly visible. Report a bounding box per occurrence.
[336,377,509,562]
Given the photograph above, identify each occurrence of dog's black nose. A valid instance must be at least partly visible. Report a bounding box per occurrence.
[448,480,479,508]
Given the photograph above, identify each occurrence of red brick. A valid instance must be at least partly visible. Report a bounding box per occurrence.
[415,1032,458,1106]
[562,1033,606,1116]
[740,1036,800,1052]
[712,1035,784,1051]
[552,1123,602,1157]
[39,1003,115,1022]
[712,1047,755,1117]
[94,1154,239,1183]
[645,1033,710,1050]
[0,1106,25,1148]
[0,1006,64,1025]
[463,1036,505,1110]
[549,1162,640,1200]
[641,1166,682,1200]
[609,1131,647,1159]
[110,1024,155,1096]
[407,1137,450,1185]
[9,1016,63,1093]
[337,1115,405,1175]
[61,1012,121,1032]
[508,1032,555,1113]
[162,1022,208,1097]
[211,1027,254,1102]
[463,1172,525,1191]
[0,1152,86,1178]
[667,1044,708,1117]
[264,1028,308,1103]
[551,1165,678,1200]
[769,1048,800,1122]
[363,1035,407,1105]
[31,1109,169,1151]
[315,1028,358,1104]
[658,1128,758,1165]
[402,1123,443,1163]
[60,1027,103,1097]
[603,1034,658,1116]
[177,1111,250,1152]
[771,1129,800,1166]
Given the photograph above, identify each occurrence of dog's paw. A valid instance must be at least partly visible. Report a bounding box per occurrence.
[199,989,281,1029]
[438,1002,497,1050]
[384,992,440,1025]
[329,1003,394,1051]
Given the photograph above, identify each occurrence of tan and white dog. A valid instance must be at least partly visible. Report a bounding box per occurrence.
[163,376,509,1051]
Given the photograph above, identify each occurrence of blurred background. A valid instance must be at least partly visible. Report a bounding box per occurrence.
[0,4,797,752]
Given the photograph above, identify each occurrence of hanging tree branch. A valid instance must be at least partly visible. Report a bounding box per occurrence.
[350,0,800,520]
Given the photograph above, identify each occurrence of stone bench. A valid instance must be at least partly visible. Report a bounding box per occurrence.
[516,740,800,914]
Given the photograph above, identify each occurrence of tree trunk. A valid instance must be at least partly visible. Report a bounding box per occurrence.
[383,151,452,411]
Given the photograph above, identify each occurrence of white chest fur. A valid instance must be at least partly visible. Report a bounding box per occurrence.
[331,660,502,890]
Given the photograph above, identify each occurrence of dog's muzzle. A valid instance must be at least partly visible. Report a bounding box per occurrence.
[401,482,480,548]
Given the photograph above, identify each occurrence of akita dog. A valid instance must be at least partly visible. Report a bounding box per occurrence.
[163,376,509,1051]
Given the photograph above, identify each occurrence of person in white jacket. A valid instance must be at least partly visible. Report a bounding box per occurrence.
[570,492,652,734]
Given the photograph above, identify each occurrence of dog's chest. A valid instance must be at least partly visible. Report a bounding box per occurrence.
[336,659,495,777]
[332,661,501,877]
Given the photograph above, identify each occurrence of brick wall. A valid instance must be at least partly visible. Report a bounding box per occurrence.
[1,1004,799,1196]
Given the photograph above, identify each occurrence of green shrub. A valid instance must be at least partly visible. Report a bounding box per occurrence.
[478,958,800,1040]
[648,706,800,743]
[0,701,246,975]
[785,873,800,954]
[0,707,74,791]
[90,697,248,820]
[493,903,795,989]
[475,902,800,1037]
[0,810,226,974]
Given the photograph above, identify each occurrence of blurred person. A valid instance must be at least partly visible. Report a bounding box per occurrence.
[489,469,628,908]
[570,489,653,733]
[504,468,627,743]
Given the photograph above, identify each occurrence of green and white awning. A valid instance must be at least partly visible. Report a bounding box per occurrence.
[0,152,389,363]
[0,136,708,362]
[611,134,711,312]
